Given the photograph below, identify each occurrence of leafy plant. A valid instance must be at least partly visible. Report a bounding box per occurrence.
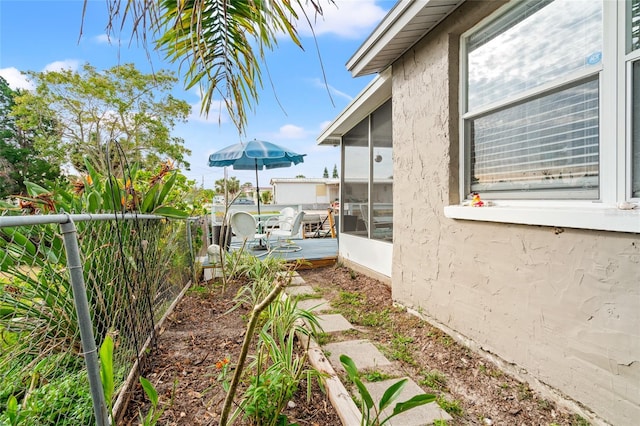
[139,376,164,426]
[3,394,28,426]
[234,292,323,426]
[99,335,115,422]
[340,354,435,426]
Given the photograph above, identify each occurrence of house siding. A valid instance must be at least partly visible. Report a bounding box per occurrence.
[391,2,639,425]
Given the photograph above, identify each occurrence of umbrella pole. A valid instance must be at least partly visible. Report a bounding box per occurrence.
[255,160,261,218]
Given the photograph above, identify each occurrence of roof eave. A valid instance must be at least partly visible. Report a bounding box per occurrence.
[347,0,466,77]
[317,68,392,146]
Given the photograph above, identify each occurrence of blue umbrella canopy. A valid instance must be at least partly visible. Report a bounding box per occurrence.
[208,139,306,218]
[208,139,306,170]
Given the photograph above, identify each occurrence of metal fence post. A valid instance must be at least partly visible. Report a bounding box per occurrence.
[60,216,109,426]
[186,218,196,282]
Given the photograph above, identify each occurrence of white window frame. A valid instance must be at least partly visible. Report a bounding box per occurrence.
[445,0,640,233]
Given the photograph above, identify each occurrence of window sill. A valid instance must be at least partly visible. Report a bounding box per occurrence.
[443,202,640,233]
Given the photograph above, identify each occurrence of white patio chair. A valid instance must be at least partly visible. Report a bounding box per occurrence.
[230,211,267,250]
[265,211,306,252]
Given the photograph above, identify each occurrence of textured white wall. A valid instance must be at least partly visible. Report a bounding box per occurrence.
[390,2,640,424]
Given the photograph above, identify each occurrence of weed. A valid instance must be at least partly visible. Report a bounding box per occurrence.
[537,398,554,411]
[433,420,449,426]
[439,335,454,347]
[187,285,210,297]
[436,396,464,416]
[571,414,591,425]
[362,370,393,382]
[315,332,332,346]
[335,290,363,307]
[360,309,390,327]
[388,333,416,365]
[517,383,533,401]
[419,369,447,391]
[349,269,358,279]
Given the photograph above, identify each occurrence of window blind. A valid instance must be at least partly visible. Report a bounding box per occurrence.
[470,79,599,197]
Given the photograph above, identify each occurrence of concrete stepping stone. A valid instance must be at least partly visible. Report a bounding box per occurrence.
[285,285,316,297]
[289,274,306,286]
[365,378,452,425]
[324,339,392,371]
[317,314,354,333]
[296,298,330,313]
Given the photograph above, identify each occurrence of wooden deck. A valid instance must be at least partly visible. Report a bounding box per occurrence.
[230,237,338,269]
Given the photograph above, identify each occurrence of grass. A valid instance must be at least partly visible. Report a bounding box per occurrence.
[333,290,363,307]
[362,369,394,382]
[436,395,464,417]
[419,369,448,391]
[386,333,416,365]
[314,332,332,346]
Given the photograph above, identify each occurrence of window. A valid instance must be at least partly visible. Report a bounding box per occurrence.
[449,0,639,232]
[464,0,602,199]
[342,100,393,241]
[629,0,640,198]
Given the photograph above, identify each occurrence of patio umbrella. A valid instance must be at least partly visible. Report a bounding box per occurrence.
[208,139,306,217]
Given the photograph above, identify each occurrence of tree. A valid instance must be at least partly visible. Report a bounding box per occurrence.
[296,174,305,178]
[261,190,272,205]
[332,164,339,178]
[323,167,329,178]
[215,176,240,195]
[0,77,61,198]
[93,0,330,134]
[12,63,191,177]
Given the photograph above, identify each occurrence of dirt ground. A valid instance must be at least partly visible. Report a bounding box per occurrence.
[122,264,590,425]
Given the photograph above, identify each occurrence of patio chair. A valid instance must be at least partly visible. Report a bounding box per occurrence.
[230,211,267,250]
[265,211,305,252]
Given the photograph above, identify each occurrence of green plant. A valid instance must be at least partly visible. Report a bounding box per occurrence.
[517,383,533,401]
[215,357,231,392]
[315,332,332,346]
[340,354,435,426]
[363,370,393,382]
[3,395,28,426]
[139,376,164,426]
[387,334,416,365]
[571,414,591,425]
[433,420,449,426]
[335,290,363,307]
[419,369,447,391]
[234,294,324,426]
[436,396,464,416]
[99,335,115,422]
[349,269,358,279]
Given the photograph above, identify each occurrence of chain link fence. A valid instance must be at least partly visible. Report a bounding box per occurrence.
[0,212,202,425]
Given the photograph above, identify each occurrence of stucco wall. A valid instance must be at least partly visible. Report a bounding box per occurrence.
[390,2,640,425]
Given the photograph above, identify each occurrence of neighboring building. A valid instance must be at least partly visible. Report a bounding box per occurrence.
[270,178,339,207]
[317,1,640,424]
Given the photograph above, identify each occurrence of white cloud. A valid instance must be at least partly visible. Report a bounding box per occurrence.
[311,78,353,101]
[295,0,387,39]
[0,67,34,90]
[275,124,307,139]
[187,87,230,124]
[319,120,332,132]
[94,34,117,44]
[43,60,80,72]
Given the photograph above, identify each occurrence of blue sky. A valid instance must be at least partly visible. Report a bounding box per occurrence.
[0,0,394,189]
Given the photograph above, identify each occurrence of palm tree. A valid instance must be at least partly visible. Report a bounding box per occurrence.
[215,176,240,195]
[91,0,330,134]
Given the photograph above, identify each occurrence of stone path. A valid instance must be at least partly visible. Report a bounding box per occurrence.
[285,275,452,426]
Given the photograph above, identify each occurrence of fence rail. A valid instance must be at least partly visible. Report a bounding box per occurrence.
[0,212,200,425]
